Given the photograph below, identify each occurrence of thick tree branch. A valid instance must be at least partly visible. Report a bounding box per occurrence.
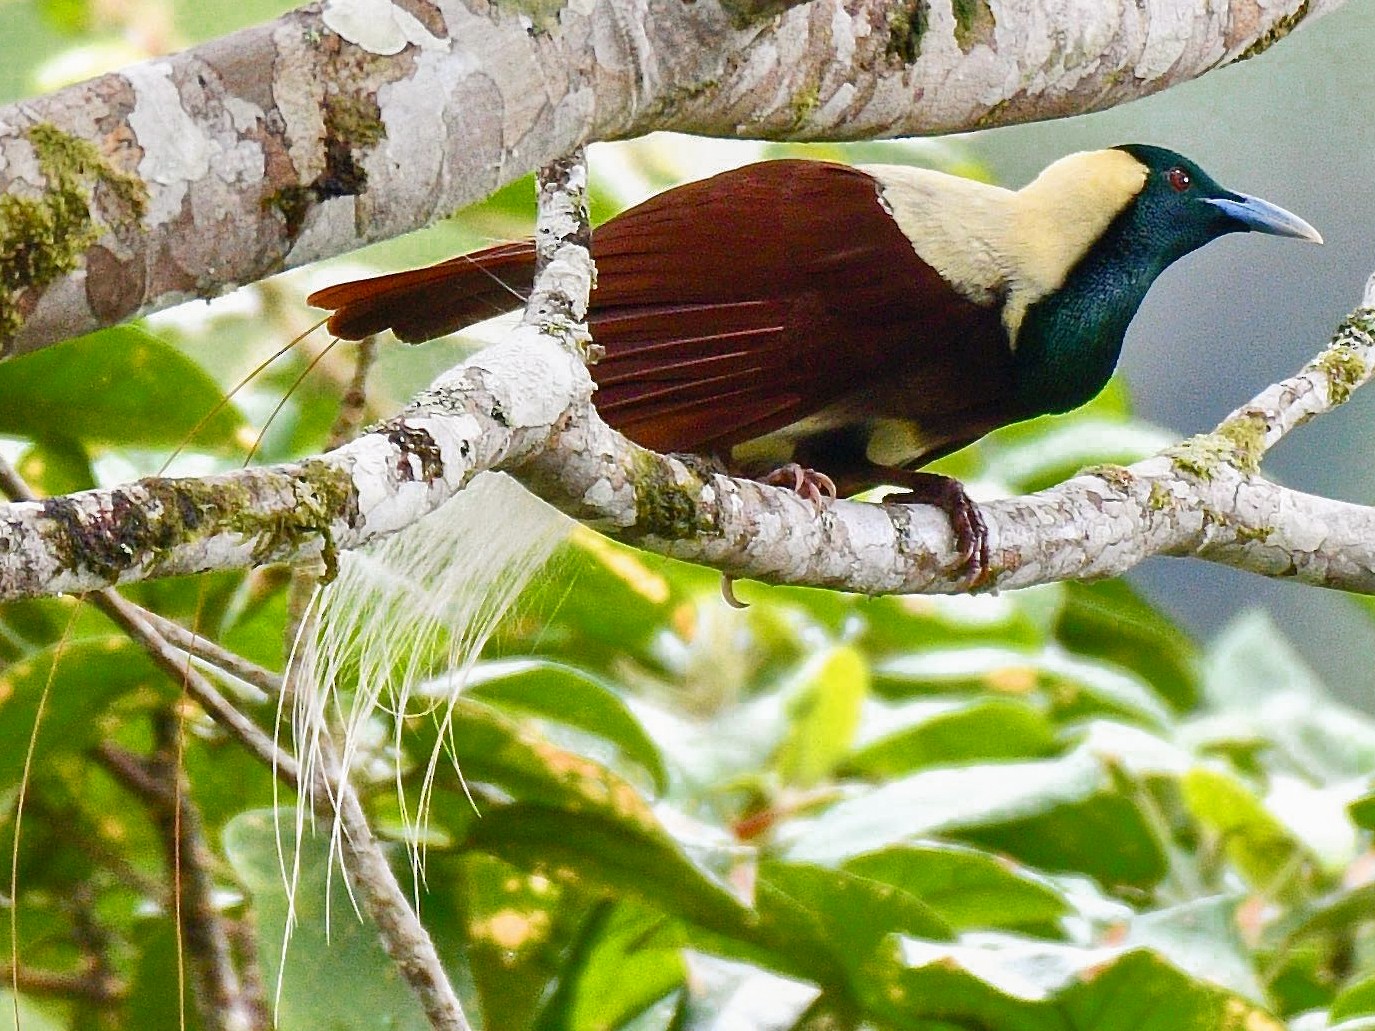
[5,276,1375,601]
[0,0,1340,355]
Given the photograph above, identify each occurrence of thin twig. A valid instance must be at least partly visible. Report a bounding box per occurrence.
[137,610,283,696]
[328,335,380,451]
[0,963,124,1004]
[151,712,262,1031]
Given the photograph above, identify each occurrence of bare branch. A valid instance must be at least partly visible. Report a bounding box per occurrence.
[0,0,1341,355]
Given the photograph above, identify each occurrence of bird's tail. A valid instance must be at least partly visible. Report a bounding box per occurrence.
[280,472,568,925]
[307,241,537,343]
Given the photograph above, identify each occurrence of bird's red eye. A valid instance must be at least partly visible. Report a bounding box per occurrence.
[1166,166,1192,192]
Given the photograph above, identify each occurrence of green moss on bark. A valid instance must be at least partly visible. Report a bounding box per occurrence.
[0,123,148,348]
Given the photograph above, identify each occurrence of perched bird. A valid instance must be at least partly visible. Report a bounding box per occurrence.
[308,146,1320,579]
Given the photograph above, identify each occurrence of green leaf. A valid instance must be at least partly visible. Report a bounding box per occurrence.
[867,937,1283,1031]
[848,696,1058,777]
[0,326,248,453]
[463,803,751,938]
[1181,767,1306,891]
[1124,896,1263,1001]
[1350,792,1375,832]
[409,697,662,823]
[986,417,1175,494]
[841,843,1069,933]
[0,636,163,786]
[1055,580,1199,712]
[775,646,869,788]
[751,859,951,982]
[877,646,1171,727]
[15,436,95,496]
[788,747,1167,888]
[223,810,434,1031]
[1332,974,1375,1022]
[552,901,684,1031]
[1057,949,1283,1031]
[458,852,572,1031]
[465,659,668,793]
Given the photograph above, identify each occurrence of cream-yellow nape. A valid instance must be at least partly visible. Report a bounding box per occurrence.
[1009,150,1149,298]
[863,151,1149,347]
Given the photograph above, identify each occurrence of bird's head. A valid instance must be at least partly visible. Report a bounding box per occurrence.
[1110,144,1322,267]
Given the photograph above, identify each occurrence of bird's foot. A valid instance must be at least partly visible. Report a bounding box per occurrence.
[760,463,838,507]
[884,472,990,587]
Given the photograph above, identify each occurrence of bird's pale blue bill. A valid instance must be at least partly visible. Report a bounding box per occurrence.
[1205,193,1323,243]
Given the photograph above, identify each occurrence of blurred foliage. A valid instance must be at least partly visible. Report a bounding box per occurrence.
[1,2,1374,1029]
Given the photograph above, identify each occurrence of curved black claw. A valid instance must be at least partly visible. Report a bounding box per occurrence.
[885,472,991,587]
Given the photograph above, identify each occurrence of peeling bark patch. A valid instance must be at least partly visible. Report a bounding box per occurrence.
[886,0,929,65]
[386,424,445,482]
[1237,0,1310,62]
[951,0,994,53]
[265,90,384,237]
[0,123,148,351]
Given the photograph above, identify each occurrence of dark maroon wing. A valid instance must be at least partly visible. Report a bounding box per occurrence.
[581,160,1015,458]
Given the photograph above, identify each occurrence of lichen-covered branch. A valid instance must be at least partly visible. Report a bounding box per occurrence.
[0,0,1342,356]
[2,279,1375,602]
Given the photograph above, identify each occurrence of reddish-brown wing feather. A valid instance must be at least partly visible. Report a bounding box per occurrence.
[580,160,1014,462]
[309,241,536,342]
[309,160,1017,476]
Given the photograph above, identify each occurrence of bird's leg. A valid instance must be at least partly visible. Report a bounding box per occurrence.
[878,470,990,587]
[759,463,838,507]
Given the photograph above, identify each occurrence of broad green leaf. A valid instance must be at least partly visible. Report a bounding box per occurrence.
[125,922,203,1031]
[1333,974,1375,1022]
[786,747,1167,888]
[868,936,1283,1031]
[842,843,1069,933]
[1181,766,1307,892]
[15,436,95,496]
[1349,792,1375,832]
[774,646,868,788]
[1055,579,1199,712]
[848,696,1058,777]
[463,803,751,938]
[750,859,951,983]
[851,587,1055,657]
[555,901,684,1031]
[223,809,434,1031]
[0,325,248,453]
[986,417,1175,494]
[1057,949,1283,1031]
[877,646,1170,727]
[464,658,668,793]
[458,852,572,1031]
[1125,896,1263,1001]
[403,695,642,816]
[0,636,164,786]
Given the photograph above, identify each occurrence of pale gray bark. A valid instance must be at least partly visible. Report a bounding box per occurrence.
[0,0,1340,356]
